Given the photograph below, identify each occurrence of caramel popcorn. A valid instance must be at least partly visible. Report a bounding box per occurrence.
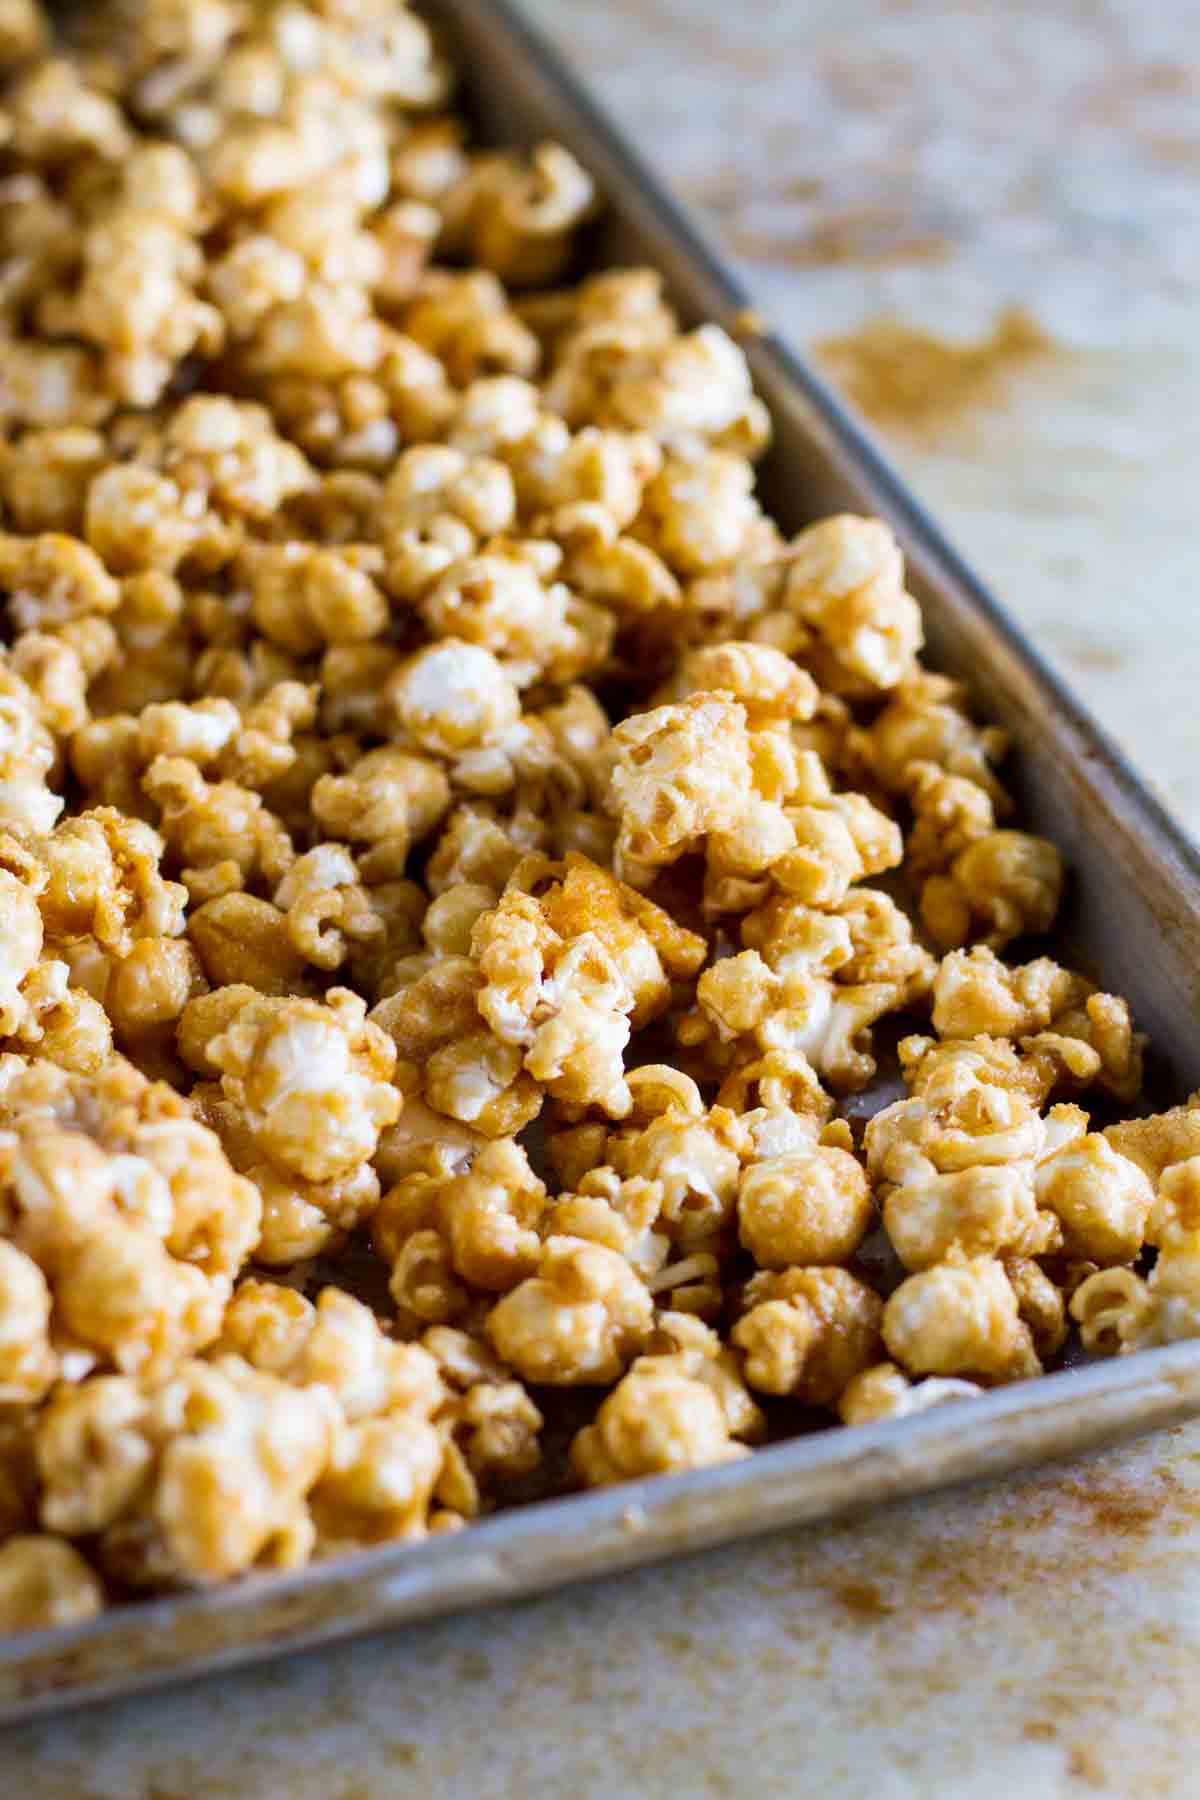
[0,0,1184,1633]
[0,1535,104,1632]
[732,1266,882,1405]
[883,1254,1040,1382]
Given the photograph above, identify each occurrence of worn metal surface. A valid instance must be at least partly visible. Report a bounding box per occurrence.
[3,0,1200,1726]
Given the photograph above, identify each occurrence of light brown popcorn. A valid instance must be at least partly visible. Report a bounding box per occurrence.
[0,1535,104,1633]
[1003,1256,1068,1361]
[570,1359,749,1489]
[471,890,632,1119]
[883,1254,1040,1382]
[0,428,106,535]
[0,335,110,433]
[607,693,755,885]
[487,1235,654,1386]
[838,1362,983,1426]
[441,142,595,289]
[905,760,997,879]
[931,945,1088,1042]
[6,56,130,163]
[434,1375,543,1519]
[664,640,819,727]
[608,1103,749,1248]
[59,1355,333,1586]
[377,443,516,599]
[143,756,294,893]
[0,532,120,633]
[0,1238,57,1404]
[1071,1237,1200,1355]
[898,1032,1071,1111]
[732,1266,883,1404]
[1148,1157,1200,1249]
[0,1063,259,1377]
[375,1138,545,1316]
[1103,1094,1200,1185]
[220,1281,442,1426]
[309,1403,442,1550]
[311,746,451,883]
[0,667,63,837]
[692,944,910,1094]
[636,450,763,577]
[0,0,1188,1619]
[187,893,309,994]
[737,1140,873,1269]
[920,829,1065,951]
[38,807,186,955]
[405,270,540,386]
[470,853,704,1119]
[423,1030,543,1139]
[44,201,221,410]
[386,639,522,760]
[420,538,611,690]
[774,514,923,695]
[1033,1131,1154,1264]
[865,1059,1075,1272]
[861,670,1010,806]
[546,317,769,459]
[206,987,398,1186]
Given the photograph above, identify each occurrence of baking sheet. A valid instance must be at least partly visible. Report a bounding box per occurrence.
[3,0,1200,1721]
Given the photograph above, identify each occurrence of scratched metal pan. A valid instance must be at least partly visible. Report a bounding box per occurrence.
[5,0,1200,1724]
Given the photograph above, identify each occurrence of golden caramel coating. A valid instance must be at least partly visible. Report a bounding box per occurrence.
[737,1142,873,1269]
[920,830,1064,952]
[486,1236,654,1386]
[732,1266,882,1405]
[883,1255,1040,1383]
[775,514,923,696]
[570,1359,748,1488]
[838,1362,983,1426]
[0,1535,104,1633]
[207,988,399,1185]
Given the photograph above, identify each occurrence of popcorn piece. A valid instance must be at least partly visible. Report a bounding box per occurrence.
[38,1355,334,1585]
[862,671,1010,805]
[207,988,399,1186]
[386,639,521,759]
[470,854,705,1118]
[778,514,923,695]
[487,1236,653,1385]
[838,1362,983,1425]
[0,1058,260,1377]
[865,1056,1066,1270]
[732,1267,883,1404]
[1071,1237,1200,1355]
[0,1239,57,1404]
[311,746,450,882]
[374,1138,545,1319]
[882,1255,1040,1382]
[442,142,595,288]
[921,830,1064,951]
[0,1536,103,1633]
[737,1141,873,1268]
[570,1358,748,1488]
[1034,1131,1154,1264]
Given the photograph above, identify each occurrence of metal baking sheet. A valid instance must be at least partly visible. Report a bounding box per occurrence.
[4,0,1200,1722]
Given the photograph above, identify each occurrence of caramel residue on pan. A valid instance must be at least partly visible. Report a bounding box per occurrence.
[813,306,1055,432]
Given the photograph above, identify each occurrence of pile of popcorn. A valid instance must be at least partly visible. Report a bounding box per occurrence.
[0,0,1193,1636]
